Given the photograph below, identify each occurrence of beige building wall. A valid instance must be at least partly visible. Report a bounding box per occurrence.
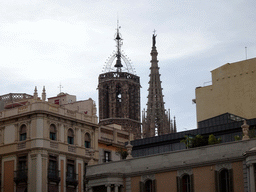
[196,58,256,123]
[155,171,177,192]
[193,165,215,192]
[4,125,15,144]
[131,176,141,192]
[232,161,244,192]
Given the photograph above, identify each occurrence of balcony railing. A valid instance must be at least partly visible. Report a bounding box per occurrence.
[48,169,61,183]
[14,169,28,184]
[66,172,78,187]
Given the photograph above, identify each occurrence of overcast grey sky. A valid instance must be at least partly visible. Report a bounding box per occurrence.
[1,0,256,132]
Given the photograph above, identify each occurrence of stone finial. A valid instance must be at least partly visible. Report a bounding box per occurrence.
[33,86,38,100]
[242,120,250,140]
[42,86,46,101]
[88,149,95,165]
[126,141,133,159]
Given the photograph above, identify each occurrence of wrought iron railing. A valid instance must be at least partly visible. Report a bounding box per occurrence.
[66,172,78,187]
[14,169,28,184]
[48,169,60,183]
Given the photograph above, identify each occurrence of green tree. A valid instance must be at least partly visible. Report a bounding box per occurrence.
[192,135,208,148]
[234,135,241,141]
[208,134,221,145]
[180,135,193,149]
[116,147,128,160]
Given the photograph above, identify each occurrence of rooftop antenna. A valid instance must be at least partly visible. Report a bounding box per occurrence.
[58,83,63,93]
[245,47,247,60]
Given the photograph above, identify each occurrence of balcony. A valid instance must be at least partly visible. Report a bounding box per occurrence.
[66,172,78,187]
[48,169,61,184]
[14,169,28,184]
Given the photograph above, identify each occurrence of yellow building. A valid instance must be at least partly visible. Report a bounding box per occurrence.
[195,57,256,125]
[0,87,99,192]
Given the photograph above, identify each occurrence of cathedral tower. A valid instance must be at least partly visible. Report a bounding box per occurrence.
[98,23,141,139]
[142,33,176,138]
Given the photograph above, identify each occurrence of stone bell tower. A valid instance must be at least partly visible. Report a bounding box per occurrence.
[98,22,141,139]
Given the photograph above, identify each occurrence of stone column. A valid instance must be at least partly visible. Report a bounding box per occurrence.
[115,184,119,192]
[75,127,78,146]
[14,124,18,142]
[250,164,255,192]
[105,184,111,192]
[27,121,31,139]
[64,125,67,143]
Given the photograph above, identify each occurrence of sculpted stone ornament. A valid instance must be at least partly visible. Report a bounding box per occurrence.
[126,141,133,159]
[88,148,95,165]
[152,34,157,47]
[242,120,250,140]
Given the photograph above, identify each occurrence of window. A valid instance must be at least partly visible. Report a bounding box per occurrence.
[145,180,152,192]
[67,160,75,180]
[84,133,91,148]
[182,174,191,192]
[140,179,156,192]
[68,129,74,145]
[104,151,111,162]
[50,124,57,140]
[20,125,27,141]
[177,174,194,192]
[48,156,57,178]
[215,168,233,192]
[18,156,27,171]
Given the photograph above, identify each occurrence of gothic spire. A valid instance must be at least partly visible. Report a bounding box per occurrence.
[142,33,175,138]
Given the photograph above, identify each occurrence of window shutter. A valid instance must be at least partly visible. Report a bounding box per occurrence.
[152,179,156,192]
[215,170,219,192]
[190,174,194,192]
[228,169,234,192]
[140,181,145,192]
[176,176,181,192]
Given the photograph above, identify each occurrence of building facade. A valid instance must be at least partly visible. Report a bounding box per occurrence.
[195,58,256,125]
[86,132,256,192]
[0,89,99,192]
[98,124,133,164]
[98,25,141,139]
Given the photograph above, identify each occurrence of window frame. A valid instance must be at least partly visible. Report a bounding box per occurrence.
[49,124,57,141]
[67,129,74,145]
[19,124,27,141]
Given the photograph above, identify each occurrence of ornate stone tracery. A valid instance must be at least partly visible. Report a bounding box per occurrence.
[98,27,141,139]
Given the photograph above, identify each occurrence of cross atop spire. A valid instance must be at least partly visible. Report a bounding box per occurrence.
[58,83,63,93]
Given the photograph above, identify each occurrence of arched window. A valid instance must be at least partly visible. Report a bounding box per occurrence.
[177,173,194,192]
[145,179,152,192]
[67,129,74,145]
[140,179,156,192]
[182,174,191,192]
[20,124,27,141]
[220,169,229,192]
[84,133,91,148]
[215,167,233,192]
[50,124,57,140]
